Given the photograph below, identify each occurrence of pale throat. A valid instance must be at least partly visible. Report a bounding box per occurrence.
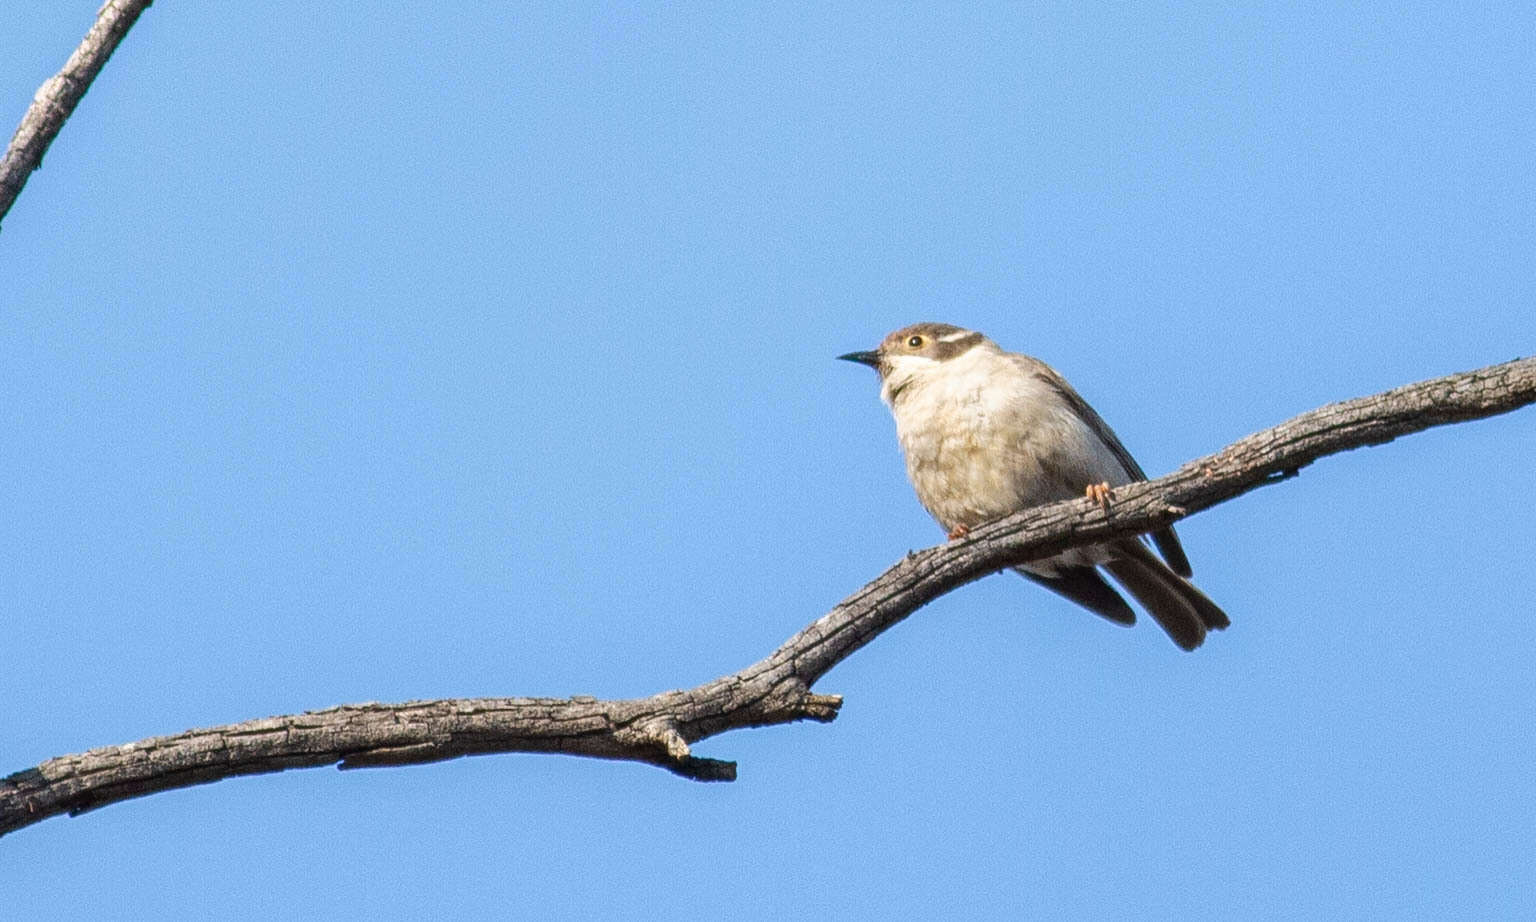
[876,357,919,405]
[881,348,992,409]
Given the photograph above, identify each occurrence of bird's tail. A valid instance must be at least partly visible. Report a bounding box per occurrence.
[1102,540,1230,651]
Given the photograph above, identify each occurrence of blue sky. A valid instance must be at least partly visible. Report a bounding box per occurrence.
[3,3,1533,918]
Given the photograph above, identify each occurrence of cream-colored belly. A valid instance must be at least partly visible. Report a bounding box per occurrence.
[902,411,1030,531]
[894,371,1124,574]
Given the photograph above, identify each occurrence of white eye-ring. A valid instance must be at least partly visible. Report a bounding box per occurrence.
[907,335,925,348]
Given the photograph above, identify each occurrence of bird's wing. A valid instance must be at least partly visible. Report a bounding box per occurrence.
[1015,355,1195,577]
[1018,356,1148,480]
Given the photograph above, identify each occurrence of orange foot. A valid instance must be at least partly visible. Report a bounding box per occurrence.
[947,524,971,541]
[1085,481,1114,510]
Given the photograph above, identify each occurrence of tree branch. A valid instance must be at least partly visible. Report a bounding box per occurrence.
[4,356,1533,836]
[0,0,153,229]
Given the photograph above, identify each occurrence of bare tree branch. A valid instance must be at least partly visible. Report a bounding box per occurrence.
[3,356,1532,836]
[0,0,153,229]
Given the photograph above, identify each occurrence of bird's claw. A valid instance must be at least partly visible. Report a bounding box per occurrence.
[1085,482,1114,510]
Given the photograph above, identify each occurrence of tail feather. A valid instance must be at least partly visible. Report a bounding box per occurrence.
[1151,527,1193,578]
[1104,539,1231,651]
[1104,556,1206,651]
[1016,566,1136,626]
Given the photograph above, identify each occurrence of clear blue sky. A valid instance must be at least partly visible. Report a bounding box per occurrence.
[4,3,1533,919]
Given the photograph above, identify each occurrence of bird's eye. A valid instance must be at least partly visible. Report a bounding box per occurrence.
[907,335,925,348]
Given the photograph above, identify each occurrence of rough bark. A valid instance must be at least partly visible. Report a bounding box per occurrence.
[0,0,152,228]
[3,356,1531,837]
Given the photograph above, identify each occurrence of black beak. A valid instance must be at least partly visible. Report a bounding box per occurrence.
[837,350,881,369]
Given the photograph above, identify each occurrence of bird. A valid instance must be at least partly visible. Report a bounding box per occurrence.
[838,322,1229,651]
